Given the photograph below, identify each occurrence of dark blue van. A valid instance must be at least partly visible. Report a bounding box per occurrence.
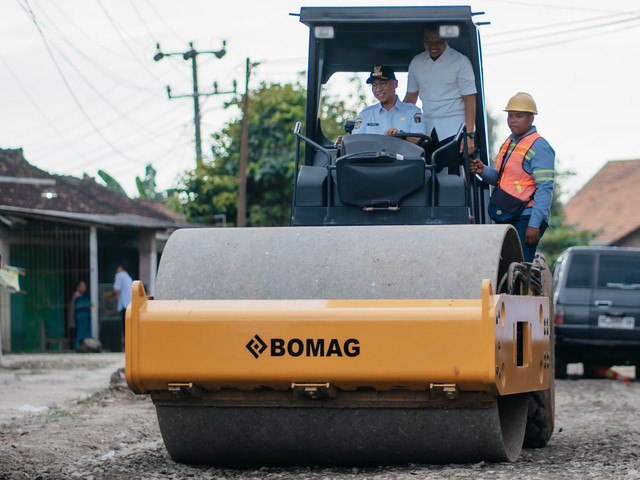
[553,246,640,378]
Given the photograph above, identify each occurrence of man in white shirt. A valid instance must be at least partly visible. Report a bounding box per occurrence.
[108,265,133,338]
[335,65,423,147]
[404,26,477,165]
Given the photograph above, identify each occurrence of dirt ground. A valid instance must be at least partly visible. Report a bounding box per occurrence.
[0,353,638,480]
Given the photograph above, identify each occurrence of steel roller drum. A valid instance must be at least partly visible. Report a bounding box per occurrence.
[152,224,527,465]
[155,224,523,301]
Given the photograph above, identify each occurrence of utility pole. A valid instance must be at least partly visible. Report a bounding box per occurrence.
[154,41,236,167]
[237,58,258,227]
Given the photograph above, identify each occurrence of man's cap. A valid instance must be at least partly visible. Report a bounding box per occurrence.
[366,65,396,84]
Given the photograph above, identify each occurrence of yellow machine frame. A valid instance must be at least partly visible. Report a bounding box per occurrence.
[126,280,550,397]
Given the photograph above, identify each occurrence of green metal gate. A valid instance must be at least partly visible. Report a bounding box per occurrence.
[9,225,89,352]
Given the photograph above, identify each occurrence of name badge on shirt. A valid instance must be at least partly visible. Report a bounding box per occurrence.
[367,122,379,126]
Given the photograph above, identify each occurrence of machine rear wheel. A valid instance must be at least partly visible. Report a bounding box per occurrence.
[523,253,555,448]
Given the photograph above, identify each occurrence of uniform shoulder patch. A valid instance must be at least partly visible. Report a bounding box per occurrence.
[354,117,363,130]
[413,112,422,124]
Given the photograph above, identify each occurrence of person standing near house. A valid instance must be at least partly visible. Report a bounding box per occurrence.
[469,92,555,262]
[67,280,87,348]
[69,280,92,350]
[108,265,133,337]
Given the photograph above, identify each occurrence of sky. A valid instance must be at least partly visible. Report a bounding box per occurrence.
[2,0,640,200]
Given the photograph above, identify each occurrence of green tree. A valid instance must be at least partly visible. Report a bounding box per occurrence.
[539,168,595,266]
[171,80,359,226]
[136,164,161,200]
[98,170,127,197]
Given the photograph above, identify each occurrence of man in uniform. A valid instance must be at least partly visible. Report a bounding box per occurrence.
[404,26,476,163]
[335,65,423,147]
[469,92,555,262]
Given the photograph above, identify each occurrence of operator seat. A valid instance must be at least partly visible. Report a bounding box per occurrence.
[336,134,426,207]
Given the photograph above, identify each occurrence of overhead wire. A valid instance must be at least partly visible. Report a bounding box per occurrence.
[485,0,630,14]
[10,0,198,175]
[127,0,190,81]
[0,53,88,160]
[18,0,140,165]
[94,0,167,86]
[140,0,185,44]
[485,14,640,56]
[40,0,132,60]
[33,1,167,93]
[484,9,640,39]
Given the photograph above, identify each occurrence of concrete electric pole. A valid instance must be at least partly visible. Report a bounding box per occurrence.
[236,58,259,228]
[154,41,236,167]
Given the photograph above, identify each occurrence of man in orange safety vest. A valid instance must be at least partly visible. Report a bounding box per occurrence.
[469,92,555,262]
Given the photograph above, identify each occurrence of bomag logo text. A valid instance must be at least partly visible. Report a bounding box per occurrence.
[246,334,360,359]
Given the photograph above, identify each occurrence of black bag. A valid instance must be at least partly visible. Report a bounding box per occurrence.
[488,185,529,223]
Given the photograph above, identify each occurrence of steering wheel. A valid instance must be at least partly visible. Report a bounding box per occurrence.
[390,132,432,147]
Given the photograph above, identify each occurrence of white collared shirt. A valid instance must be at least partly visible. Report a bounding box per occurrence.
[407,45,476,140]
[352,97,423,135]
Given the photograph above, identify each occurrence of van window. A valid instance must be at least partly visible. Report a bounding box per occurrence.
[597,254,640,289]
[566,253,594,288]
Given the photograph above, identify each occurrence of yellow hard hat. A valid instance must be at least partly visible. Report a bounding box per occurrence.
[504,92,538,114]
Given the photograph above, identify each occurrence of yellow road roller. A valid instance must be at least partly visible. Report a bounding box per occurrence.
[126,6,554,465]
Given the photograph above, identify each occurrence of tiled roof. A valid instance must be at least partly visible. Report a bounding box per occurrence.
[563,159,640,245]
[0,148,183,225]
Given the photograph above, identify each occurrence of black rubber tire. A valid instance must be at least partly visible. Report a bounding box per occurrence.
[582,362,600,379]
[523,253,555,448]
[524,390,554,448]
[555,354,568,380]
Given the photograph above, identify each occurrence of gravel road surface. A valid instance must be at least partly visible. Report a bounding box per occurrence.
[0,354,638,480]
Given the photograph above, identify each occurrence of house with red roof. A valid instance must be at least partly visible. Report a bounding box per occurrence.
[563,159,640,247]
[0,148,191,353]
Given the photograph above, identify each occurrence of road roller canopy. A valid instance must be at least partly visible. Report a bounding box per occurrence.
[291,6,492,225]
[298,6,489,165]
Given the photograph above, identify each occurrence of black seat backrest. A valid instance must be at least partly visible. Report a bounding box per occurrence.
[336,134,426,207]
[341,133,425,160]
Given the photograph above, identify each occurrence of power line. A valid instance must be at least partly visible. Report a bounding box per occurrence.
[128,0,156,44]
[485,0,629,14]
[32,2,166,93]
[0,53,88,161]
[94,0,167,86]
[11,2,181,166]
[484,9,640,39]
[41,0,133,60]
[485,14,640,55]
[140,0,184,44]
[19,0,138,164]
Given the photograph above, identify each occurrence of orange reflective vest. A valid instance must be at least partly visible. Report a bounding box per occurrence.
[496,132,541,208]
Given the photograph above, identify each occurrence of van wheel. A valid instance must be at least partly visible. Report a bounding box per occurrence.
[583,362,599,379]
[555,354,567,379]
